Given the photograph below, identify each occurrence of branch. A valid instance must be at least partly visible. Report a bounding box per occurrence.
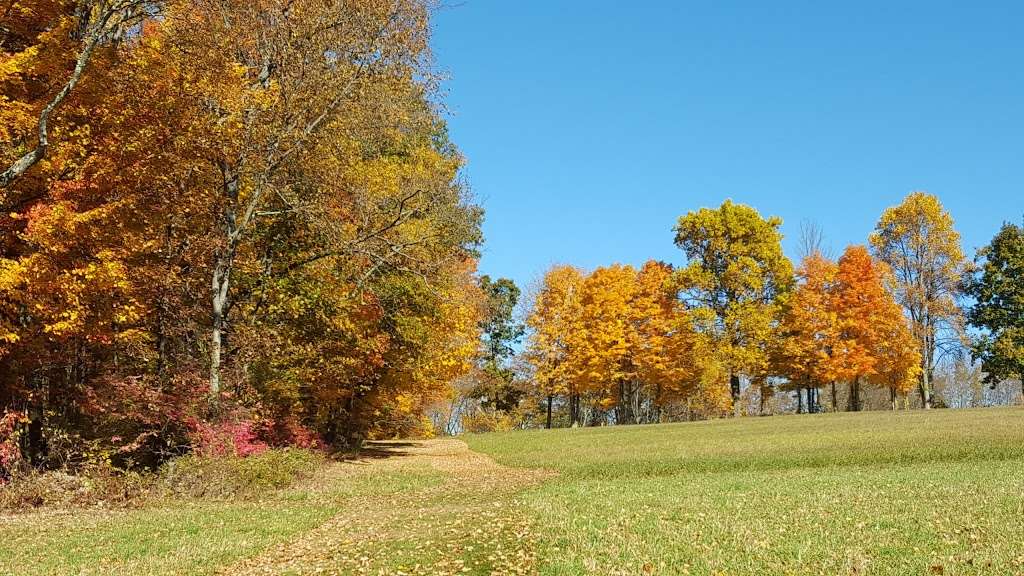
[0,0,152,189]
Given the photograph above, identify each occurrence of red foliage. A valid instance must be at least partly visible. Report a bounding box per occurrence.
[192,420,268,458]
[254,415,322,449]
[0,411,28,477]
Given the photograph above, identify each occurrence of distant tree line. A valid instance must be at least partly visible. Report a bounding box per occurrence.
[463,193,1024,430]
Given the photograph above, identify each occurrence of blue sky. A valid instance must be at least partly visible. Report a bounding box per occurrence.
[432,1,1024,291]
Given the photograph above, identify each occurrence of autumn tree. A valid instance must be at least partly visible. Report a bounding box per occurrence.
[524,261,711,426]
[574,264,636,423]
[776,253,838,412]
[1,0,157,189]
[870,192,967,409]
[832,246,920,411]
[967,221,1024,397]
[673,200,793,416]
[525,265,584,427]
[1,0,484,463]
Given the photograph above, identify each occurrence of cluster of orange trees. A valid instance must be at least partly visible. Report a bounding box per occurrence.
[1,0,486,469]
[526,194,968,425]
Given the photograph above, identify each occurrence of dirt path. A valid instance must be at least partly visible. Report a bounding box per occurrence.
[223,438,553,576]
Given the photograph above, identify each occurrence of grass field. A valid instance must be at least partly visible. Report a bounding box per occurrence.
[1,407,1022,575]
[468,407,1024,576]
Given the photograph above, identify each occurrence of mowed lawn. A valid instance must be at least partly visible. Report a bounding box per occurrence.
[467,407,1024,576]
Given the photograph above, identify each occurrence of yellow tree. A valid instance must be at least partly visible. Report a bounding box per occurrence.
[776,253,839,412]
[630,260,712,420]
[674,200,793,416]
[525,265,584,427]
[870,191,966,408]
[576,264,637,423]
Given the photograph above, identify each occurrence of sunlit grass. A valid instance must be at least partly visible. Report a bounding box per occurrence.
[2,408,1021,575]
[0,467,441,576]
[468,407,1024,575]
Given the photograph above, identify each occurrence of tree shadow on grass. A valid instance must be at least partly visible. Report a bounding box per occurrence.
[334,440,421,462]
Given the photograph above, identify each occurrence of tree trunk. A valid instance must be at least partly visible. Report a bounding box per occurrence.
[797,388,804,414]
[890,388,897,411]
[730,373,741,417]
[921,364,932,409]
[847,379,861,412]
[546,395,553,429]
[26,401,45,466]
[209,248,233,398]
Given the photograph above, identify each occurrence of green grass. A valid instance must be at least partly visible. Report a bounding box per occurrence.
[467,407,1024,576]
[0,464,442,576]
[2,409,1022,575]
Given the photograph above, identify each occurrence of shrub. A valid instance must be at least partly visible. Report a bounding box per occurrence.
[193,419,269,457]
[462,410,518,433]
[157,448,323,500]
[0,462,150,510]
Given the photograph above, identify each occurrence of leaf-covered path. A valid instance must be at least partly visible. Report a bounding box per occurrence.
[224,439,554,576]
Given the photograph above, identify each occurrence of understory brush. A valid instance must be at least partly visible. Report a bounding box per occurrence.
[0,448,324,511]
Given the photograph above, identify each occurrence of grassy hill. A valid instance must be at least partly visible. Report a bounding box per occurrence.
[1,407,1021,575]
[467,407,1024,575]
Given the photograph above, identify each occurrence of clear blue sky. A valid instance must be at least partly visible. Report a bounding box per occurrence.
[432,1,1024,291]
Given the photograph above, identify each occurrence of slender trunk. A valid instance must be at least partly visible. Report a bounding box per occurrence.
[570,393,579,427]
[546,395,553,429]
[890,388,897,411]
[730,373,741,417]
[830,382,837,412]
[654,383,662,423]
[797,388,804,414]
[616,384,623,424]
[210,248,233,398]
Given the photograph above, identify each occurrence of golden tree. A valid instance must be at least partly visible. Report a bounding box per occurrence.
[525,265,584,426]
[776,253,839,411]
[833,246,919,411]
[674,200,793,416]
[871,191,966,408]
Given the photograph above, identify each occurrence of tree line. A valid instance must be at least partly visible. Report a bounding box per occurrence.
[1,0,487,472]
[504,194,1023,428]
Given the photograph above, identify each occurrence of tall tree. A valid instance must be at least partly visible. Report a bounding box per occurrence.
[966,221,1024,396]
[576,264,637,423]
[0,0,484,463]
[525,265,584,427]
[776,252,838,412]
[833,246,920,411]
[870,191,967,409]
[673,200,793,416]
[475,276,525,412]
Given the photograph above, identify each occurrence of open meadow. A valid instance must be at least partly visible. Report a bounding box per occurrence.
[1,407,1021,575]
[468,407,1024,575]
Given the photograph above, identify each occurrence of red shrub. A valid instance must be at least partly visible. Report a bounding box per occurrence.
[193,420,268,458]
